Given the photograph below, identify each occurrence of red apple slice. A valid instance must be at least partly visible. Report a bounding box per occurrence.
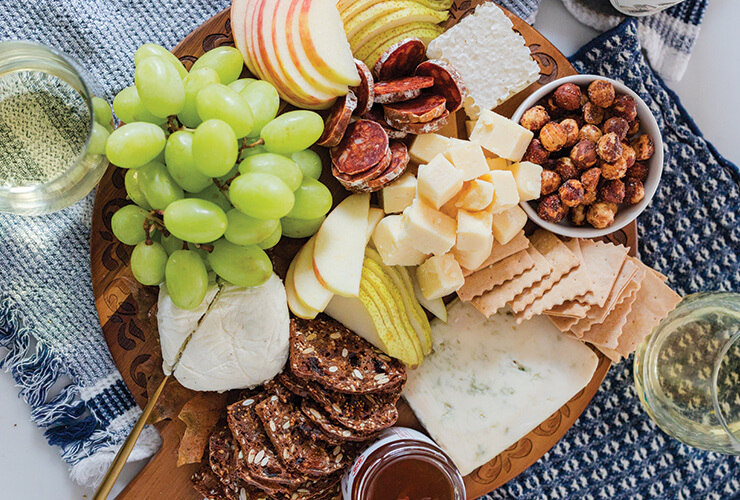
[292,236,334,312]
[230,0,257,76]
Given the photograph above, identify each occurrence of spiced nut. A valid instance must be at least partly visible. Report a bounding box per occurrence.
[520,105,550,131]
[624,178,646,205]
[626,161,649,182]
[599,179,626,204]
[539,122,568,152]
[559,179,585,207]
[631,134,655,161]
[580,167,602,192]
[596,132,623,163]
[540,169,562,196]
[588,80,616,108]
[587,202,618,229]
[560,118,580,148]
[601,157,630,180]
[581,190,597,206]
[628,119,641,136]
[602,117,629,141]
[578,124,603,143]
[570,139,598,169]
[554,83,582,111]
[555,157,579,181]
[583,102,605,125]
[620,143,637,169]
[569,204,587,226]
[537,194,569,223]
[611,94,638,121]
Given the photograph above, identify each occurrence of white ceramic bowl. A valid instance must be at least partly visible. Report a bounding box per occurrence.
[511,75,663,238]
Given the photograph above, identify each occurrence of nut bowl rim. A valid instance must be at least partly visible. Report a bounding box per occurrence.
[511,74,664,239]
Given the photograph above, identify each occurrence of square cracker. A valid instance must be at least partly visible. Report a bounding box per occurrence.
[548,315,581,332]
[547,300,590,319]
[578,284,641,349]
[463,231,530,276]
[457,249,534,301]
[508,231,579,313]
[471,245,552,317]
[577,241,629,307]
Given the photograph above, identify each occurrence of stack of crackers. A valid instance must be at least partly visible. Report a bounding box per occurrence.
[458,229,681,362]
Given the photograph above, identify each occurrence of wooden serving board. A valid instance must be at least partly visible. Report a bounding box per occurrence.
[90,3,637,499]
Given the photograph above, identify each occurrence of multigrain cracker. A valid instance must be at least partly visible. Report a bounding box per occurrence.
[457,249,534,301]
[462,230,529,276]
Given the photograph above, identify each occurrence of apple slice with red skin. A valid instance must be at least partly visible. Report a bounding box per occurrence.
[230,0,257,76]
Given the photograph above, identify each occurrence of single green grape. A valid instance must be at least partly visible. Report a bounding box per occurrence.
[124,169,152,209]
[92,97,113,126]
[286,177,332,219]
[207,239,272,288]
[165,130,212,193]
[192,119,238,177]
[228,78,256,93]
[260,111,324,155]
[89,122,110,156]
[196,83,254,139]
[291,149,323,180]
[257,221,282,249]
[224,209,279,246]
[178,67,220,128]
[229,173,294,220]
[163,198,228,243]
[238,153,303,191]
[190,46,243,85]
[165,250,209,310]
[280,215,326,239]
[186,183,231,213]
[134,43,188,79]
[131,241,168,286]
[106,122,166,169]
[160,232,185,255]
[137,161,184,210]
[187,242,213,270]
[135,56,185,118]
[239,80,279,137]
[111,204,149,245]
[112,86,167,125]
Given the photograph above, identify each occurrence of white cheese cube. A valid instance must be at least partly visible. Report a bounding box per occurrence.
[491,205,527,244]
[480,170,519,214]
[443,142,489,181]
[409,134,451,164]
[372,215,427,266]
[453,238,494,271]
[469,109,533,162]
[416,254,465,300]
[486,157,509,171]
[455,179,494,211]
[417,154,464,210]
[465,120,477,138]
[455,209,493,251]
[402,199,457,256]
[380,173,417,214]
[508,161,543,201]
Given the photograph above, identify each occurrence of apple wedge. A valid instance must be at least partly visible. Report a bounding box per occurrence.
[230,0,257,75]
[286,255,320,319]
[313,193,370,297]
[366,207,384,244]
[292,236,334,312]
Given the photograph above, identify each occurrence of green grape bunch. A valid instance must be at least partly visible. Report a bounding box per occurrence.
[105,43,335,310]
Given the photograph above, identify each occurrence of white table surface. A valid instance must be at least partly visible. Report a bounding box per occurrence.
[0,1,738,498]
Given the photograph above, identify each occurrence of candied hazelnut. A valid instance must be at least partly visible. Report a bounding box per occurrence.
[570,139,598,169]
[611,94,638,121]
[628,119,641,136]
[581,190,597,205]
[520,105,550,131]
[539,122,568,152]
[560,118,580,147]
[624,178,646,205]
[570,204,587,226]
[583,102,605,125]
[523,138,550,164]
[554,83,582,111]
[588,80,616,108]
[543,97,565,119]
[579,124,603,143]
[542,158,558,171]
[626,161,649,181]
[540,170,562,195]
[587,202,618,229]
[537,194,569,223]
[620,143,636,169]
[559,179,585,207]
[603,117,629,141]
[601,158,629,180]
[597,132,623,163]
[631,134,655,161]
[580,167,602,192]
[555,157,578,180]
[599,179,625,204]
[579,93,590,108]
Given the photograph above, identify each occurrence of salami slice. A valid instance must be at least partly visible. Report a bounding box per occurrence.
[330,120,389,175]
[362,105,409,139]
[350,59,374,116]
[364,141,410,191]
[373,76,435,104]
[316,91,357,148]
[415,59,468,113]
[383,94,447,124]
[373,38,426,81]
[385,109,450,134]
[332,147,391,192]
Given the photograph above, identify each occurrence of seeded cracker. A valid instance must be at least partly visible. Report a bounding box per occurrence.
[300,399,377,442]
[458,249,535,302]
[191,465,238,500]
[462,230,529,276]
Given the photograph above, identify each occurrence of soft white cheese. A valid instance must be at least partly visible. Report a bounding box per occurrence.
[403,300,598,476]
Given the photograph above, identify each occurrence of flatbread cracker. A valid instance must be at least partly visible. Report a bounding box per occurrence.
[471,245,552,317]
[578,284,641,349]
[463,231,529,276]
[457,249,534,301]
[508,231,579,313]
[597,346,623,363]
[546,300,590,319]
[576,241,629,307]
[548,315,581,332]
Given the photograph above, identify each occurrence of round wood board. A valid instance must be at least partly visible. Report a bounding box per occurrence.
[90,3,637,499]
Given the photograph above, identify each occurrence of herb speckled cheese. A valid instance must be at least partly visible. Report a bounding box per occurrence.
[403,300,598,475]
[426,2,540,119]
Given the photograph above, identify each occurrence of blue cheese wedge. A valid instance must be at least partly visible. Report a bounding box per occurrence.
[403,300,598,475]
[426,2,540,118]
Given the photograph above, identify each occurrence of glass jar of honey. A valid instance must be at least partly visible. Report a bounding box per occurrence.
[342,427,466,500]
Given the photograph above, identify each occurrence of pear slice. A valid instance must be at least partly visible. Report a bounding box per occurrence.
[366,207,384,244]
[324,294,389,352]
[355,23,444,63]
[286,255,320,319]
[348,6,448,51]
[362,26,445,68]
[411,267,448,323]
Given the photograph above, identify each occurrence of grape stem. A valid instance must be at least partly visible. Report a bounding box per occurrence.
[240,137,264,152]
[194,243,214,253]
[212,175,238,193]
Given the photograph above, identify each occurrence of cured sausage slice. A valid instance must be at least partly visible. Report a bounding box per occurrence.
[316,91,358,148]
[415,59,468,113]
[330,119,389,175]
[383,94,447,124]
[350,59,375,116]
[373,76,435,104]
[364,141,410,191]
[386,109,450,134]
[362,105,408,140]
[372,38,426,81]
[332,147,391,192]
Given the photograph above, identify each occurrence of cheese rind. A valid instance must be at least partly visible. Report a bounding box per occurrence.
[372,215,427,266]
[409,133,452,164]
[491,205,527,244]
[402,198,457,256]
[469,109,533,162]
[481,170,519,214]
[381,173,417,214]
[508,161,543,201]
[416,254,464,299]
[416,154,464,210]
[444,142,489,181]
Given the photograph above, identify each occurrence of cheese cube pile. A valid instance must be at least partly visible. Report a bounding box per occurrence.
[374,119,541,300]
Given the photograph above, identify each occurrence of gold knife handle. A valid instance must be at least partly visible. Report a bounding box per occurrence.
[93,374,170,500]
